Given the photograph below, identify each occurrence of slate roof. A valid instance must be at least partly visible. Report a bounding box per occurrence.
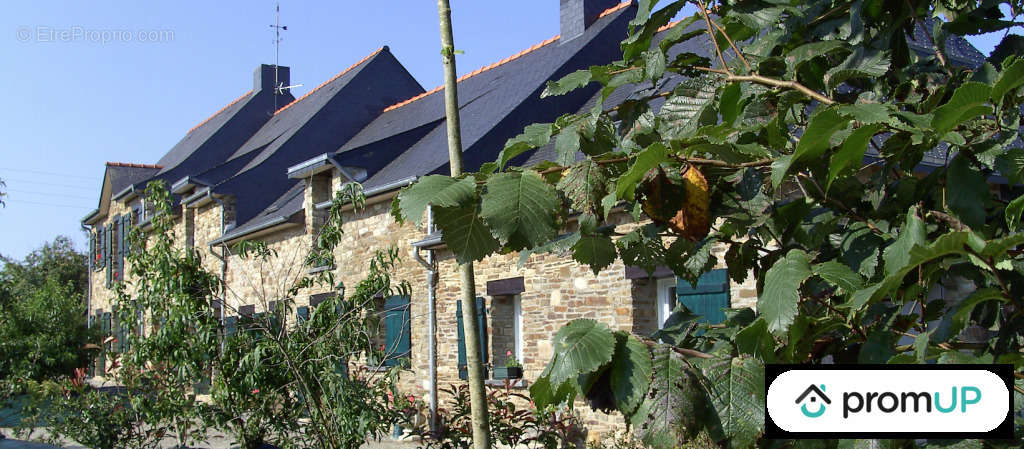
[337,2,638,191]
[908,18,987,68]
[210,181,305,245]
[208,46,425,226]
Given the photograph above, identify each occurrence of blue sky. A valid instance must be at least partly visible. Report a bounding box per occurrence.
[0,1,1017,260]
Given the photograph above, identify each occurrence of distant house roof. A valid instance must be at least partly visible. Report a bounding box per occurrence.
[82,162,163,224]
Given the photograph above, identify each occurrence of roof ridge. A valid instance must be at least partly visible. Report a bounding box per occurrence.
[274,46,387,115]
[186,89,254,135]
[106,162,163,169]
[383,35,561,113]
[598,1,634,19]
[658,19,682,32]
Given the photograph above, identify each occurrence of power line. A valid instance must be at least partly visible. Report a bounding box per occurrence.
[7,188,95,200]
[0,166,100,181]
[2,198,92,210]
[1,177,97,190]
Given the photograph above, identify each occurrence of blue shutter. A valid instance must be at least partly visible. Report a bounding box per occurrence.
[456,297,488,380]
[297,306,310,323]
[115,215,124,282]
[100,312,111,374]
[225,316,238,337]
[383,295,411,367]
[676,269,730,324]
[88,232,95,271]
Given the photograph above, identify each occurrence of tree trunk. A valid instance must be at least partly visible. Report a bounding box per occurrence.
[435,1,491,449]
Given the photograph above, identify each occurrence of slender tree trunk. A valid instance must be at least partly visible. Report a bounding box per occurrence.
[435,2,491,449]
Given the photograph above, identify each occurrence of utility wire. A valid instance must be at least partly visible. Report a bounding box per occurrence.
[2,198,92,209]
[1,177,97,189]
[6,188,94,200]
[0,167,100,181]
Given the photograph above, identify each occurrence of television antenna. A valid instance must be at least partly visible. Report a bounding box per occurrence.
[270,3,302,107]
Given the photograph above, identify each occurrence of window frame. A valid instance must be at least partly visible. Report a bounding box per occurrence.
[656,277,677,329]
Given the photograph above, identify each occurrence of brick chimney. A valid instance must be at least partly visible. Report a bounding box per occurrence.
[560,0,619,42]
[254,64,291,95]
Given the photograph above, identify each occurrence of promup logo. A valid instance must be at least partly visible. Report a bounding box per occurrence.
[765,365,1013,439]
[795,384,830,418]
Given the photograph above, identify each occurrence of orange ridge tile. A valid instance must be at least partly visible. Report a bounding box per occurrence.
[658,19,682,32]
[106,162,163,169]
[186,90,254,135]
[598,1,634,19]
[383,35,561,113]
[274,46,386,115]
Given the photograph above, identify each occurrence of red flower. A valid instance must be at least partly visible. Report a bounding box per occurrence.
[506,350,513,357]
[407,395,415,403]
[252,388,260,394]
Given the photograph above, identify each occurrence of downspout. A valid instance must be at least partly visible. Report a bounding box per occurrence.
[209,196,229,326]
[412,205,438,435]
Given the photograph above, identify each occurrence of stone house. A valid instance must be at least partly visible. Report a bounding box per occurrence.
[80,0,988,437]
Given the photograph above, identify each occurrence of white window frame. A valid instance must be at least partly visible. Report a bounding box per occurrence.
[512,294,523,363]
[656,277,676,329]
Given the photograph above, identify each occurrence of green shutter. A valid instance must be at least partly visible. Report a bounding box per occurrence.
[100,312,111,374]
[105,224,112,288]
[456,297,488,380]
[87,315,96,377]
[383,295,411,367]
[676,269,730,325]
[88,232,95,271]
[121,214,131,255]
[297,306,310,323]
[115,215,124,282]
[224,316,238,337]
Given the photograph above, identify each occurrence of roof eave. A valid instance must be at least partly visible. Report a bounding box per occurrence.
[171,176,211,195]
[81,208,101,225]
[287,153,367,182]
[208,213,303,247]
[112,184,139,202]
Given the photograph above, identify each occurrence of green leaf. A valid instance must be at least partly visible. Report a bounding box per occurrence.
[557,159,610,216]
[859,330,897,363]
[616,225,666,276]
[497,123,554,169]
[996,148,1024,185]
[698,356,765,448]
[632,346,703,449]
[548,319,616,387]
[773,108,851,187]
[882,207,927,276]
[758,249,812,335]
[931,82,993,135]
[734,318,775,362]
[542,70,592,98]
[571,234,618,275]
[950,288,1009,338]
[609,333,652,415]
[991,58,1024,102]
[848,232,970,309]
[644,49,666,81]
[827,123,883,189]
[396,175,476,225]
[947,155,989,229]
[838,103,893,124]
[785,41,848,77]
[480,170,561,251]
[841,222,882,278]
[812,260,864,294]
[824,48,890,92]
[718,83,743,125]
[554,123,582,166]
[434,199,500,264]
[658,78,718,141]
[616,143,670,201]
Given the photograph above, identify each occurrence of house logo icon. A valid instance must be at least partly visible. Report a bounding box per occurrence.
[795,384,830,418]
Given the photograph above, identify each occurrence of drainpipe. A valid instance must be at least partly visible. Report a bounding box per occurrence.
[412,205,438,435]
[209,196,229,326]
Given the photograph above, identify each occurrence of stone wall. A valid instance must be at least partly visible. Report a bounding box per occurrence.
[85,173,760,439]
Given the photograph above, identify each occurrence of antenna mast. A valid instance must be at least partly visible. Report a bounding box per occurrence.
[270,3,287,108]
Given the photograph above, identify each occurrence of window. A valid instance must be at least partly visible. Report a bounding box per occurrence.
[456,297,488,380]
[490,294,522,366]
[656,277,677,329]
[660,269,731,326]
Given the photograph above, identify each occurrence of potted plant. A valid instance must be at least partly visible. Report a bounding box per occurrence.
[493,350,523,380]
